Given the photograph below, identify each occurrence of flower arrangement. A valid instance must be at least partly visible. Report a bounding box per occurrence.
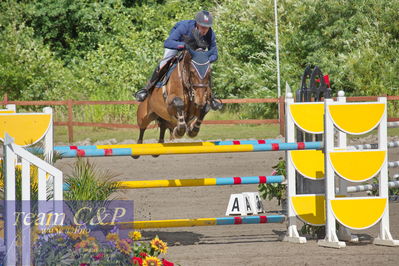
[33,226,175,266]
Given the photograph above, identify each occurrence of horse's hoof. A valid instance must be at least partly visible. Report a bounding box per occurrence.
[173,127,186,138]
[187,131,199,138]
[131,155,140,159]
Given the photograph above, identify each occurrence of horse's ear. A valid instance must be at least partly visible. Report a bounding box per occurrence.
[183,49,192,63]
[187,47,195,56]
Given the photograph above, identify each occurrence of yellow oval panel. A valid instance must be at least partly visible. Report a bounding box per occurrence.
[290,150,324,179]
[0,114,51,146]
[289,103,324,133]
[328,103,384,134]
[329,150,385,182]
[331,197,386,229]
[291,195,326,226]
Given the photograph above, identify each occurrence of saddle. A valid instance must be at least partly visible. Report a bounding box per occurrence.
[155,59,179,88]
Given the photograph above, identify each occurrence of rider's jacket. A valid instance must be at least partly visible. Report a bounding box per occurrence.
[164,20,218,63]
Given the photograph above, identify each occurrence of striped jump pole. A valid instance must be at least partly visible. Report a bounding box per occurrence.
[118,175,284,189]
[343,181,399,193]
[388,161,399,168]
[351,141,399,150]
[54,141,323,158]
[388,122,399,128]
[52,139,283,151]
[111,215,286,229]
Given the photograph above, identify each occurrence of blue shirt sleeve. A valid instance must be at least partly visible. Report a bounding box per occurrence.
[164,22,187,50]
[208,31,218,63]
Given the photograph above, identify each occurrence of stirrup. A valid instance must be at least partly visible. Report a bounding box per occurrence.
[135,89,148,102]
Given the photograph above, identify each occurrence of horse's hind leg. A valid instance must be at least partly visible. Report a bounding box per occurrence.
[170,97,187,138]
[188,104,210,138]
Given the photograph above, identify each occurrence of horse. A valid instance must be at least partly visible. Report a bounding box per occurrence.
[135,47,213,154]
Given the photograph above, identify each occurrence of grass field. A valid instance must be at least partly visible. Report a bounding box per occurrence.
[54,110,283,143]
[54,123,399,144]
[54,124,282,144]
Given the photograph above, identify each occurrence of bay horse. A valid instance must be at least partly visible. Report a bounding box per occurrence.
[136,48,213,151]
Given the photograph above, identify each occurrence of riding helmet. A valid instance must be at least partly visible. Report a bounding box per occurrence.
[195,10,213,27]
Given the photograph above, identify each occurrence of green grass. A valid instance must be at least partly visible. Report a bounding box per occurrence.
[53,109,282,143]
[54,124,399,145]
[54,109,282,143]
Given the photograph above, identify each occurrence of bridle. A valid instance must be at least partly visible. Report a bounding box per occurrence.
[178,50,211,101]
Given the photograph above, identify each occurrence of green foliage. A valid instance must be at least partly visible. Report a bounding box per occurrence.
[370,176,399,196]
[300,224,325,240]
[279,0,399,98]
[258,157,286,205]
[64,159,119,201]
[0,22,77,101]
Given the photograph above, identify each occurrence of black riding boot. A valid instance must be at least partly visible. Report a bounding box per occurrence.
[210,96,223,111]
[135,66,161,102]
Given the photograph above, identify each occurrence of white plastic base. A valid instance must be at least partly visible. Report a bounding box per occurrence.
[373,238,399,246]
[318,239,346,249]
[283,235,307,244]
[337,226,359,243]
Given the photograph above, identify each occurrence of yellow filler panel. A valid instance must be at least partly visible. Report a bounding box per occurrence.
[291,195,326,226]
[328,103,384,134]
[0,114,51,146]
[331,197,386,229]
[290,150,324,179]
[289,103,324,134]
[329,150,385,182]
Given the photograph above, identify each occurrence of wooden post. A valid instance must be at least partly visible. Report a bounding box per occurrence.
[67,99,74,143]
[4,93,8,105]
[279,96,285,137]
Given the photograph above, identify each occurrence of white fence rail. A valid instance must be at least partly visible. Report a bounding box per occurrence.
[3,133,63,266]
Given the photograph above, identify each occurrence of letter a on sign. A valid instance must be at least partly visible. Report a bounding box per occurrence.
[225,194,247,216]
[243,192,264,214]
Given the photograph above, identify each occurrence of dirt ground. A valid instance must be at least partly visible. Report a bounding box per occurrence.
[56,141,399,266]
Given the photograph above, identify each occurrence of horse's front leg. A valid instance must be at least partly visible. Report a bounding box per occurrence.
[132,128,145,159]
[169,96,187,138]
[152,119,167,158]
[187,104,210,138]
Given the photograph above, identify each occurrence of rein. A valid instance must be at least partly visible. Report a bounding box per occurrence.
[164,50,210,102]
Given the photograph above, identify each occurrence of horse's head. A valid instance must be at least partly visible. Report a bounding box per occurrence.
[183,48,212,108]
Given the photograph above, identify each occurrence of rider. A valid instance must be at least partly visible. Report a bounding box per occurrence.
[135,10,222,110]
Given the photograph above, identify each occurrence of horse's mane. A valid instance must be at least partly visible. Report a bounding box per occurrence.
[183,29,208,50]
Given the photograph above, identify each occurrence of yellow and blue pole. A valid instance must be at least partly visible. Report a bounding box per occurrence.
[52,139,282,151]
[52,141,322,158]
[113,215,286,229]
[118,175,284,189]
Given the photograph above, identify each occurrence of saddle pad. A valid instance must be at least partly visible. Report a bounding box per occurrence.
[155,59,179,88]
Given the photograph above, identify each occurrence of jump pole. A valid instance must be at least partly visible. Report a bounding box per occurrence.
[118,175,284,189]
[55,141,323,158]
[345,181,399,193]
[111,215,286,229]
[53,139,283,151]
